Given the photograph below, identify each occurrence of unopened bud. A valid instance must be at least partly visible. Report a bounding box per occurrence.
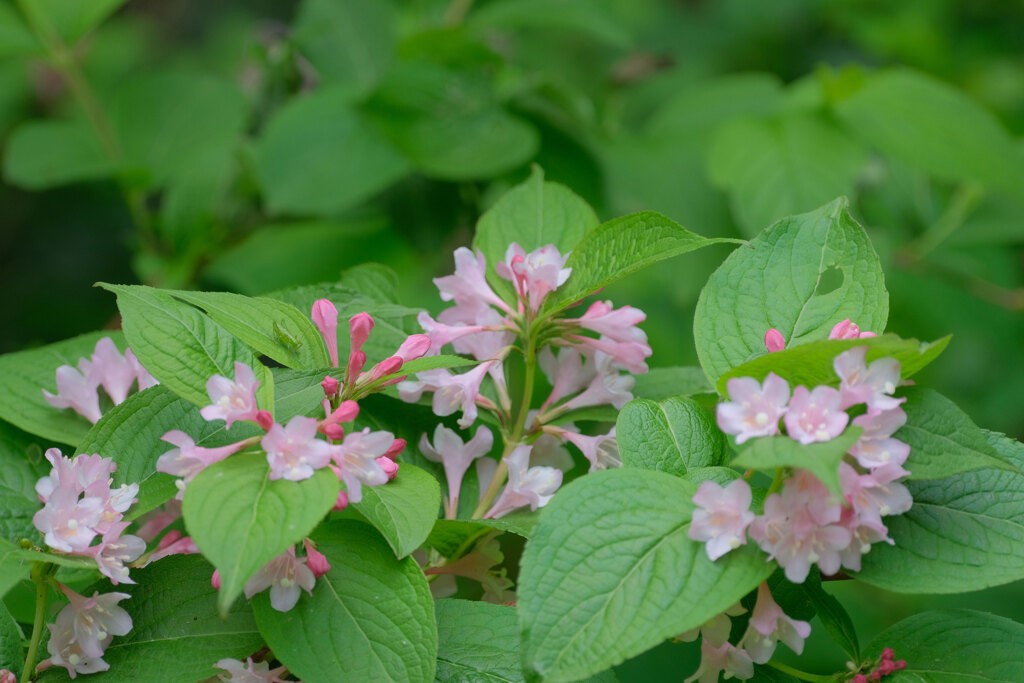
[255,410,274,431]
[852,675,867,683]
[369,356,403,382]
[395,334,431,361]
[764,328,786,352]
[881,648,895,661]
[322,424,345,441]
[303,538,331,578]
[312,299,340,367]
[321,375,340,397]
[349,313,374,352]
[382,438,406,460]
[157,530,182,550]
[346,350,367,383]
[211,569,221,590]
[894,661,906,671]
[376,456,399,480]
[333,489,349,511]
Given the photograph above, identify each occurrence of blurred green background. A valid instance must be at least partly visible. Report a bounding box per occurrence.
[1,0,1022,677]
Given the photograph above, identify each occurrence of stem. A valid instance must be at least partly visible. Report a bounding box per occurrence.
[22,563,55,681]
[765,660,835,683]
[906,182,984,258]
[767,467,785,495]
[443,0,475,25]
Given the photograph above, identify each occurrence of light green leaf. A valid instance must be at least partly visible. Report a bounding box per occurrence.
[0,3,37,59]
[519,469,774,682]
[253,521,436,683]
[694,198,888,388]
[435,600,523,683]
[0,537,30,600]
[2,120,114,189]
[854,430,1024,593]
[715,334,949,396]
[183,454,340,616]
[272,368,342,424]
[0,598,21,673]
[13,548,98,571]
[617,396,727,477]
[546,211,739,313]
[395,355,477,376]
[862,610,1024,682]
[632,367,711,401]
[682,466,741,488]
[732,428,862,500]
[0,421,48,544]
[0,331,125,445]
[352,463,440,558]
[255,87,409,216]
[708,113,867,236]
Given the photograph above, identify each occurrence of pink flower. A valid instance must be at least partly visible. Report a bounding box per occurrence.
[145,530,200,564]
[829,318,877,340]
[156,430,248,494]
[419,425,494,518]
[84,522,145,584]
[0,669,14,683]
[764,328,786,353]
[33,487,105,553]
[538,347,593,409]
[244,547,316,612]
[376,456,399,480]
[717,373,791,444]
[558,352,635,413]
[431,361,497,428]
[438,305,515,364]
[689,480,755,560]
[199,362,261,429]
[54,585,132,660]
[567,334,651,375]
[434,247,511,314]
[741,583,812,663]
[784,385,849,444]
[89,337,136,405]
[331,428,392,502]
[311,299,340,367]
[848,408,911,469]
[43,359,102,424]
[485,445,563,519]
[567,301,648,345]
[125,347,158,390]
[303,538,331,578]
[495,243,572,311]
[556,426,620,472]
[262,416,335,481]
[214,658,289,683]
[684,640,754,683]
[834,347,904,413]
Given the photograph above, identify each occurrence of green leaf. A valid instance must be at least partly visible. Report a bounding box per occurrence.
[292,0,394,99]
[2,120,114,189]
[835,68,1024,194]
[0,537,29,600]
[546,211,739,313]
[0,598,21,673]
[36,555,264,683]
[616,396,727,476]
[13,548,98,571]
[435,599,523,683]
[426,512,540,557]
[715,334,950,395]
[519,469,774,682]
[0,421,48,544]
[862,610,1024,682]
[253,521,436,683]
[255,87,409,216]
[33,0,127,44]
[0,331,125,445]
[395,354,477,376]
[473,165,599,282]
[168,290,330,370]
[0,3,37,59]
[351,463,440,558]
[100,284,264,408]
[272,368,341,424]
[801,571,859,663]
[682,466,741,488]
[854,430,1024,593]
[632,367,711,401]
[708,113,867,236]
[694,198,888,388]
[732,428,863,500]
[470,0,630,47]
[182,454,340,616]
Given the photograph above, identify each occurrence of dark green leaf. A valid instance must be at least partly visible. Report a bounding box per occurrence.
[802,571,859,662]
[435,599,522,683]
[0,421,48,544]
[2,120,114,189]
[0,598,21,673]
[617,396,727,476]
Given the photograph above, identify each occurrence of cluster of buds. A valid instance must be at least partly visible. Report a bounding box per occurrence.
[691,332,913,583]
[680,582,811,682]
[764,318,877,353]
[849,647,907,681]
[43,337,158,424]
[400,243,646,519]
[38,585,133,679]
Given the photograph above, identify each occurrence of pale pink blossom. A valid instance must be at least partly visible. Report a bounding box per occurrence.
[89,337,136,405]
[834,347,904,413]
[125,348,159,390]
[558,352,635,413]
[434,247,511,313]
[567,301,648,345]
[431,361,497,428]
[262,416,334,481]
[566,334,651,374]
[418,311,500,355]
[420,425,493,518]
[848,409,910,469]
[397,368,452,403]
[538,347,594,409]
[717,373,791,444]
[684,640,754,683]
[215,657,289,683]
[331,428,392,502]
[829,318,877,340]
[485,445,562,519]
[55,585,132,660]
[43,359,102,424]
[0,669,15,683]
[134,500,181,543]
[841,462,912,531]
[311,299,340,367]
[784,385,849,444]
[556,426,620,472]
[741,582,812,663]
[33,487,105,553]
[157,430,248,495]
[689,479,755,560]
[495,243,572,311]
[764,328,786,353]
[145,530,200,564]
[200,362,261,429]
[439,305,515,364]
[376,456,399,480]
[244,547,316,612]
[84,522,145,584]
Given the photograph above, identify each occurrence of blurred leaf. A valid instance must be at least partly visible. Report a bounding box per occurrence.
[632,366,711,400]
[0,420,47,544]
[292,0,394,99]
[470,0,631,48]
[352,463,440,559]
[0,3,38,58]
[255,87,409,216]
[0,599,20,673]
[617,396,727,476]
[0,538,30,599]
[646,73,785,140]
[733,428,863,500]
[34,0,127,44]
[708,113,867,236]
[3,120,114,189]
[338,263,400,303]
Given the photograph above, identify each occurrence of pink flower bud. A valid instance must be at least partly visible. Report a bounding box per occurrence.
[312,299,340,367]
[326,399,360,425]
[349,313,374,353]
[852,675,867,683]
[347,350,367,384]
[396,334,431,361]
[765,328,786,352]
[369,356,403,382]
[878,660,895,675]
[376,456,399,480]
[881,647,895,661]
[322,424,345,441]
[333,489,349,511]
[382,438,406,460]
[256,410,274,431]
[869,671,882,681]
[303,538,331,578]
[157,529,182,550]
[894,660,906,671]
[0,669,16,683]
[211,569,221,590]
[321,375,340,397]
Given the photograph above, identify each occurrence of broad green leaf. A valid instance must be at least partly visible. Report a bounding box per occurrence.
[35,555,264,683]
[694,198,888,388]
[337,262,400,303]
[682,466,741,487]
[0,331,125,445]
[2,120,114,189]
[292,0,394,99]
[253,521,436,683]
[0,421,48,544]
[0,599,21,673]
[617,396,727,476]
[632,367,711,401]
[862,610,1024,682]
[900,388,1021,481]
[708,113,867,236]
[519,469,774,682]
[0,537,30,599]
[715,334,950,395]
[351,463,440,558]
[13,548,98,571]
[272,368,343,424]
[545,211,739,313]
[394,354,477,376]
[732,428,862,500]
[470,0,630,47]
[169,290,330,370]
[854,430,1024,593]
[801,571,859,663]
[435,600,523,682]
[835,68,1024,194]
[473,165,599,282]
[0,3,37,59]
[32,0,126,44]
[100,284,264,408]
[255,87,409,216]
[426,512,540,557]
[183,454,340,616]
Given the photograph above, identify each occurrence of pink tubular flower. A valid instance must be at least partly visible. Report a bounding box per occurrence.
[311,299,340,367]
[834,347,904,413]
[717,373,791,444]
[689,479,755,560]
[848,409,911,469]
[741,583,812,664]
[244,547,316,612]
[829,318,877,340]
[431,361,497,429]
[764,328,786,353]
[215,657,289,683]
[538,347,593,409]
[556,426,620,472]
[262,416,335,481]
[331,428,392,502]
[199,362,261,429]
[54,585,132,660]
[784,385,849,444]
[303,538,331,578]
[434,247,511,314]
[85,522,145,584]
[567,301,648,345]
[558,352,635,413]
[495,243,572,311]
[125,348,158,390]
[43,359,102,424]
[90,337,137,405]
[419,425,494,518]
[33,488,105,553]
[485,445,563,519]
[567,334,651,375]
[156,430,248,495]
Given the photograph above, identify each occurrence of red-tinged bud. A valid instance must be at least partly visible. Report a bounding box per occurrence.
[369,356,403,381]
[256,410,274,431]
[869,671,882,681]
[321,375,340,397]
[211,569,221,590]
[376,456,399,480]
[312,299,340,367]
[878,660,896,675]
[382,438,406,460]
[157,529,182,550]
[333,489,349,511]
[303,538,331,578]
[852,676,867,683]
[894,661,906,671]
[765,328,786,352]
[396,334,431,361]
[881,647,895,661]
[327,399,360,425]
[322,424,345,441]
[347,350,367,383]
[349,313,374,353]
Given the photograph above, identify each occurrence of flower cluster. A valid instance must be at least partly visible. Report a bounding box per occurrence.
[33,449,144,584]
[214,657,294,682]
[400,243,647,520]
[693,344,913,583]
[39,585,132,679]
[849,647,907,682]
[43,337,158,424]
